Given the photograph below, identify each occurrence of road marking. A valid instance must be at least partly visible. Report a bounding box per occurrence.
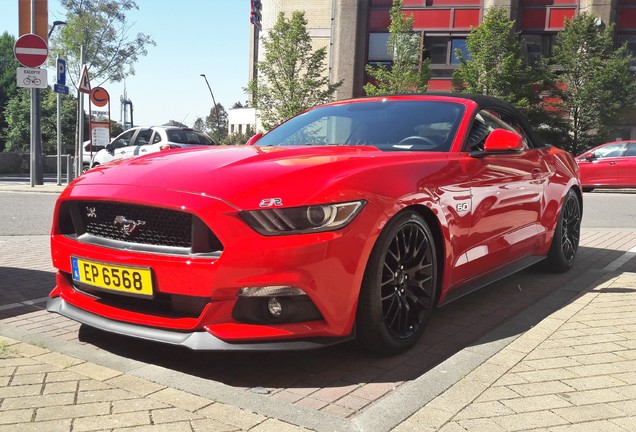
[604,245,636,272]
[0,297,48,311]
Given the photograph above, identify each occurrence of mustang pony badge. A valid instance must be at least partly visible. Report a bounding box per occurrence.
[113,215,146,236]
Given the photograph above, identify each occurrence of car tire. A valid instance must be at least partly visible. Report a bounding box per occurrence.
[544,189,581,273]
[82,164,90,173]
[356,210,437,355]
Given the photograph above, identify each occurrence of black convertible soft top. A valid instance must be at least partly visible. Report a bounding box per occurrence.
[425,92,547,148]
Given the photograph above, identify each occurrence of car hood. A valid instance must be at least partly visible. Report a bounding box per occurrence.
[72,145,447,209]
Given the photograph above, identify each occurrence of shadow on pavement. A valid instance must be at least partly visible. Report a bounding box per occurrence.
[0,267,53,319]
[74,245,631,391]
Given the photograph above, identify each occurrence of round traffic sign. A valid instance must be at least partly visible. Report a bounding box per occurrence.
[91,87,110,107]
[14,33,48,68]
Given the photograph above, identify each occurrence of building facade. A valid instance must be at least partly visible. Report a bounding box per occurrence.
[250,0,636,139]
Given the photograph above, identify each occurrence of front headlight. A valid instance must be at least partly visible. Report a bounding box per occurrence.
[240,200,366,235]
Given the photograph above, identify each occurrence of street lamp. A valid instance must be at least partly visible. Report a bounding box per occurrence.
[200,74,221,143]
[48,20,67,38]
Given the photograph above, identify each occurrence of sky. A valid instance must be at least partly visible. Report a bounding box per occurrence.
[0,0,251,127]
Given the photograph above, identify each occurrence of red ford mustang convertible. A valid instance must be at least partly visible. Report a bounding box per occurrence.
[48,94,582,354]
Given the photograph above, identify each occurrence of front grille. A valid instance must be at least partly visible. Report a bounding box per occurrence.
[79,201,191,247]
[60,201,223,256]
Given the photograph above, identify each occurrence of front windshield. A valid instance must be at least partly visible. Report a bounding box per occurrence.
[256,100,464,152]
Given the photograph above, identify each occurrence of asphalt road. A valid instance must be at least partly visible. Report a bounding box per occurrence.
[0,189,634,236]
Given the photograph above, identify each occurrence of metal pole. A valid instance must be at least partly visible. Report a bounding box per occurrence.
[200,74,221,143]
[56,80,62,185]
[29,0,34,187]
[76,46,84,177]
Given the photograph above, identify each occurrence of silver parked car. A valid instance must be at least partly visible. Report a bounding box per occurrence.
[90,126,217,168]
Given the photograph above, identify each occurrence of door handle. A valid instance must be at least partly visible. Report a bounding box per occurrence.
[609,161,618,165]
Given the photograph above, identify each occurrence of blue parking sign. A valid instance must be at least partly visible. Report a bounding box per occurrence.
[57,58,66,86]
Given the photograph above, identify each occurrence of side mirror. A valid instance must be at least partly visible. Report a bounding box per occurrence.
[106,142,114,153]
[584,152,596,161]
[483,129,524,153]
[245,132,263,146]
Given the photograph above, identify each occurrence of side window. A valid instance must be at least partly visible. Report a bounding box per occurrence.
[152,132,162,144]
[135,129,153,146]
[594,143,626,158]
[625,143,636,157]
[113,130,135,148]
[466,109,529,152]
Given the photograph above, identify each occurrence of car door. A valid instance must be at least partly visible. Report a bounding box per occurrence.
[127,128,154,159]
[110,129,137,162]
[618,142,636,187]
[579,143,627,187]
[463,109,546,278]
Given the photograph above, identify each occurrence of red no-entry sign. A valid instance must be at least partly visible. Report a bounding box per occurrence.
[14,33,48,68]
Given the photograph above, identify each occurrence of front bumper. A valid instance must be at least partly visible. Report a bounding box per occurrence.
[47,297,354,351]
[49,183,385,347]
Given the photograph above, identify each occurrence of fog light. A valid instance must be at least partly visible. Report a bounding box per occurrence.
[267,297,283,318]
[237,286,306,297]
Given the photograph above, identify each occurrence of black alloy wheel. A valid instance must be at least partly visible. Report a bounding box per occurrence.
[357,211,437,354]
[560,192,581,263]
[545,189,581,272]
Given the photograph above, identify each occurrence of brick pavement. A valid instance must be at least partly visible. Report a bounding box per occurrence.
[395,271,636,432]
[0,335,305,431]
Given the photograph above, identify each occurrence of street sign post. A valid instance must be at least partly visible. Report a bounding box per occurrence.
[54,84,69,94]
[16,67,47,89]
[57,58,66,85]
[90,87,109,107]
[79,65,91,94]
[14,33,48,68]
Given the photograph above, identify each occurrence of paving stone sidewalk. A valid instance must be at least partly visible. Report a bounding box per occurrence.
[0,335,307,432]
[396,271,636,432]
[1,271,634,431]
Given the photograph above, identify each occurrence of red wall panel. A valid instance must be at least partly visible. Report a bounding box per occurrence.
[521,0,575,5]
[548,8,575,29]
[427,79,452,91]
[369,9,391,31]
[617,8,636,29]
[371,0,393,5]
[453,9,480,28]
[411,9,453,28]
[520,8,547,30]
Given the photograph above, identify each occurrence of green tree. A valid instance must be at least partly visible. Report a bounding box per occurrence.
[452,8,537,107]
[246,11,342,130]
[547,13,636,155]
[193,103,228,143]
[222,127,254,145]
[364,0,430,95]
[0,32,20,150]
[4,88,78,155]
[50,0,155,89]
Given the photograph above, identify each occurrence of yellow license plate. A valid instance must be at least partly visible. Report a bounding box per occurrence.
[71,257,153,297]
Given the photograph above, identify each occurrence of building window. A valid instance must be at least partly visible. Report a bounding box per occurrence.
[423,36,469,64]
[368,33,392,63]
[521,33,556,65]
[423,35,469,77]
[617,33,636,71]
